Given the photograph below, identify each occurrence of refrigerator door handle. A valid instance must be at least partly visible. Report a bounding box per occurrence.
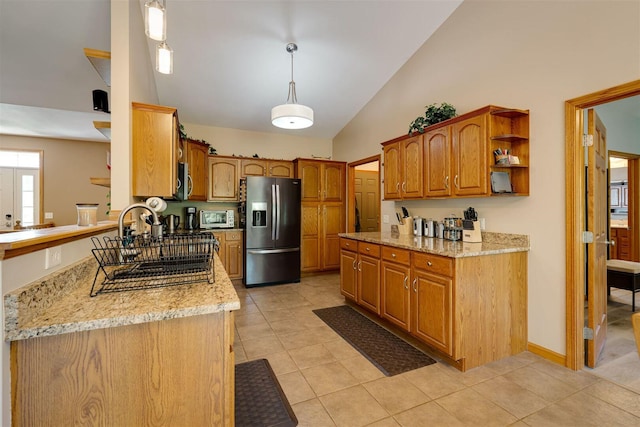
[275,184,281,240]
[271,184,277,241]
[247,248,300,255]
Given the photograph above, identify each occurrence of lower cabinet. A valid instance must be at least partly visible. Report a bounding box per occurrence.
[340,237,528,371]
[214,230,244,280]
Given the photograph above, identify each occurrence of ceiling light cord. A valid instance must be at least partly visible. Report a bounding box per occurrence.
[286,44,298,104]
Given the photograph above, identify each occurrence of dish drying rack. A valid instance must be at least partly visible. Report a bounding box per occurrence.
[90,233,218,297]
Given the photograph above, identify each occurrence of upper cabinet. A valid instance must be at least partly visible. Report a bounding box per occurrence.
[239,159,294,178]
[132,102,181,198]
[383,105,529,200]
[208,156,239,201]
[382,135,423,200]
[185,139,209,201]
[294,159,346,202]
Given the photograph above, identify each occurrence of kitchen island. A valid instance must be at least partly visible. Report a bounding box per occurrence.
[339,231,529,371]
[5,248,239,425]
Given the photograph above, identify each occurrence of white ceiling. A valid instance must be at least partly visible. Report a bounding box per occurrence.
[0,0,464,142]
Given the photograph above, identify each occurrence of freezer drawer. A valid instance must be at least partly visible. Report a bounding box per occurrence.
[244,247,300,286]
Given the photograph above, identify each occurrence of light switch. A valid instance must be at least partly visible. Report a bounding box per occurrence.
[383,215,389,224]
[45,212,54,219]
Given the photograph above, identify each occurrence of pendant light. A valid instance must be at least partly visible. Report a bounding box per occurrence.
[144,0,166,41]
[271,43,314,130]
[156,42,173,74]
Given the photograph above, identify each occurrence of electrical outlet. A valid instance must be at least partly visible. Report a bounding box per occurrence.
[383,215,389,224]
[44,212,54,219]
[479,218,486,230]
[45,247,62,269]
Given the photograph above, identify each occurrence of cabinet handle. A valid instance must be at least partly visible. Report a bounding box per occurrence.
[352,259,357,270]
[454,175,459,188]
[402,182,406,193]
[396,182,400,192]
[392,253,396,258]
[365,247,370,251]
[412,278,417,292]
[427,261,432,266]
[445,176,449,189]
[403,276,409,290]
[357,261,362,272]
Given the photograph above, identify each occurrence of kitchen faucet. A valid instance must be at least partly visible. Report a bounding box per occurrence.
[118,203,163,239]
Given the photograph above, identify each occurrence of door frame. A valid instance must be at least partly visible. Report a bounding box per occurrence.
[347,155,381,233]
[565,79,640,370]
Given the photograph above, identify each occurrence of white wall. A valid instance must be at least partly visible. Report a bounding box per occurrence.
[332,0,640,356]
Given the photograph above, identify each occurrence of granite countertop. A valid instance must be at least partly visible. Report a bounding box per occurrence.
[339,231,530,258]
[4,253,240,342]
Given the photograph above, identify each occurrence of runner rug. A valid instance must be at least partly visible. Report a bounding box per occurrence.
[235,358,298,427]
[313,305,437,376]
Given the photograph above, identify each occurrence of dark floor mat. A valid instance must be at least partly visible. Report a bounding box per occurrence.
[235,358,298,427]
[313,305,436,376]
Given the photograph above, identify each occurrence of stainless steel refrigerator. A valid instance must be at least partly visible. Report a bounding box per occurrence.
[243,176,301,287]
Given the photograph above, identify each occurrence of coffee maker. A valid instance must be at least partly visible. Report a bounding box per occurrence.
[184,206,197,231]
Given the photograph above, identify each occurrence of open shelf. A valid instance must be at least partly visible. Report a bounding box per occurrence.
[93,121,111,140]
[490,134,528,142]
[84,48,111,86]
[90,177,111,188]
[490,108,529,118]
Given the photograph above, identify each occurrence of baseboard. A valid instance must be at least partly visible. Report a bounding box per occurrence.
[527,342,567,366]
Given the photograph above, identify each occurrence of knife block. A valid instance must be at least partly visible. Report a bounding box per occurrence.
[462,220,482,243]
[397,217,413,235]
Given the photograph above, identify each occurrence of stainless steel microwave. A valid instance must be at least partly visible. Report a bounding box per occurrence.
[199,209,235,229]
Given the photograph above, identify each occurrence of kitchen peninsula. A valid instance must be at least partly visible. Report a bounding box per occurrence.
[2,224,239,426]
[339,231,529,371]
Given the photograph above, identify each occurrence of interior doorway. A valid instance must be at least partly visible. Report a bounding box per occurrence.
[347,155,381,233]
[565,79,640,371]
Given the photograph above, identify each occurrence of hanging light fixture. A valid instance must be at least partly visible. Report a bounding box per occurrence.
[144,0,166,41]
[271,43,314,130]
[156,41,173,74]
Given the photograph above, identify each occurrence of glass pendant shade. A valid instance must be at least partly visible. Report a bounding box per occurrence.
[156,42,173,74]
[145,0,166,41]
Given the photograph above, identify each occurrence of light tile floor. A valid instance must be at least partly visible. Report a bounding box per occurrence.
[233,274,640,426]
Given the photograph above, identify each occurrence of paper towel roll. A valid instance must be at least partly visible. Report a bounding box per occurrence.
[145,197,167,213]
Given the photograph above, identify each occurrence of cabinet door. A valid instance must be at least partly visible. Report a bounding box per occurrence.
[132,103,178,197]
[452,115,488,196]
[383,142,401,200]
[267,161,294,178]
[424,126,452,197]
[323,163,345,202]
[412,270,453,355]
[240,159,267,178]
[224,232,243,279]
[401,135,423,199]
[340,249,358,301]
[186,140,208,201]
[208,158,239,201]
[323,204,344,270]
[298,161,321,202]
[381,261,411,331]
[358,254,381,314]
[301,203,321,271]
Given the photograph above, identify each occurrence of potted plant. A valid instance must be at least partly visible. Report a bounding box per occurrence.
[408,102,457,134]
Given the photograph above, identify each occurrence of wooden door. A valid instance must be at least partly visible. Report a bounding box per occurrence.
[358,253,381,314]
[323,204,343,270]
[586,109,608,368]
[452,114,488,196]
[323,163,345,202]
[412,270,452,355]
[340,249,358,300]
[208,157,239,201]
[381,261,411,331]
[240,159,267,177]
[401,135,423,199]
[298,161,321,201]
[267,161,294,178]
[383,142,401,200]
[423,126,452,197]
[354,170,380,232]
[186,140,208,201]
[301,203,321,271]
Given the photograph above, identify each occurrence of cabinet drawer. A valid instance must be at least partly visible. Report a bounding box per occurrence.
[341,238,357,251]
[358,242,380,257]
[381,246,410,266]
[412,252,453,277]
[225,231,243,241]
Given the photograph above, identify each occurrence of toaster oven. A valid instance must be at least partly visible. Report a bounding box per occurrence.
[199,209,235,229]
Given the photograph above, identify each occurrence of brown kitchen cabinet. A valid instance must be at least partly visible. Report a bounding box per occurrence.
[488,108,530,196]
[295,159,346,272]
[240,159,294,178]
[340,238,381,314]
[610,227,631,260]
[423,126,452,197]
[213,230,244,280]
[452,114,488,196]
[382,135,423,200]
[208,156,239,201]
[185,139,209,201]
[132,102,182,198]
[381,246,412,331]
